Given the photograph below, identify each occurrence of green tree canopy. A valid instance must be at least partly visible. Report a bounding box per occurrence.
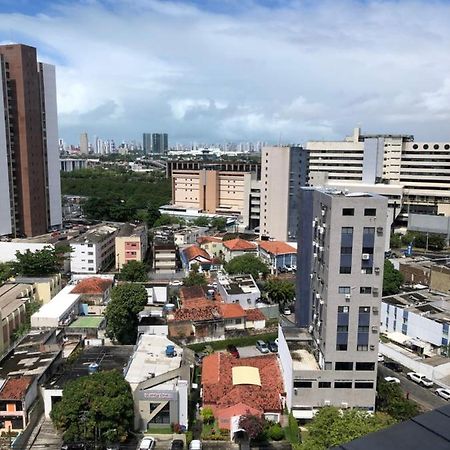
[225,254,269,280]
[210,217,227,232]
[50,370,134,443]
[192,216,210,227]
[105,283,147,344]
[300,407,395,450]
[401,231,446,251]
[390,233,402,249]
[183,263,207,287]
[264,277,295,309]
[0,262,13,284]
[383,259,404,295]
[118,261,148,282]
[12,246,68,276]
[153,214,186,228]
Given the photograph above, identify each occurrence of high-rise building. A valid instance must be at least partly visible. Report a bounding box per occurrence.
[143,133,151,154]
[79,132,88,154]
[151,133,168,153]
[0,44,62,237]
[277,188,387,418]
[259,146,308,241]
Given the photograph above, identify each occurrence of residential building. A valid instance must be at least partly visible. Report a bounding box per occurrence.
[80,132,89,154]
[71,277,113,315]
[278,188,387,418]
[217,274,261,309]
[197,236,224,257]
[115,223,148,270]
[143,133,151,154]
[222,238,257,262]
[173,226,209,246]
[13,274,62,304]
[0,43,62,237]
[151,133,168,153]
[260,146,308,241]
[180,245,213,272]
[258,240,297,273]
[125,334,189,431]
[60,158,87,172]
[70,225,118,273]
[153,242,177,274]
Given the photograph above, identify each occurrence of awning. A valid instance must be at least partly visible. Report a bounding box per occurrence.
[292,408,314,419]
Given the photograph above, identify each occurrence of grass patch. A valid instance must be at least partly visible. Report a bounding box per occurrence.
[284,413,301,444]
[188,332,278,352]
[147,425,172,434]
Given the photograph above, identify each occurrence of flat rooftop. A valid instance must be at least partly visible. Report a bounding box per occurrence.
[68,316,105,329]
[218,274,259,296]
[289,344,320,371]
[71,225,118,244]
[116,223,146,237]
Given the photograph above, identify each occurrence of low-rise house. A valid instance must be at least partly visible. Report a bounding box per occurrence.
[244,308,266,330]
[217,273,261,309]
[115,223,148,270]
[197,236,224,257]
[13,274,62,304]
[71,277,113,315]
[180,245,212,272]
[223,238,257,262]
[258,241,297,273]
[174,226,209,246]
[219,304,246,331]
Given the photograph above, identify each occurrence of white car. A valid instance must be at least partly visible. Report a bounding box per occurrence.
[169,280,183,286]
[407,372,433,387]
[384,376,401,384]
[377,353,384,363]
[283,308,292,315]
[436,388,450,400]
[140,436,156,450]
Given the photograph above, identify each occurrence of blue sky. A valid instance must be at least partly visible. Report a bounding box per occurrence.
[1,0,450,145]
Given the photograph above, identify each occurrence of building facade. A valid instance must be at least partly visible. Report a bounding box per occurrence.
[143,133,151,154]
[0,44,62,237]
[279,188,387,418]
[151,133,168,153]
[80,132,89,154]
[115,223,148,270]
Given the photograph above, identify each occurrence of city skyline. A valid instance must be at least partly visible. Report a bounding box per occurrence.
[1,1,450,143]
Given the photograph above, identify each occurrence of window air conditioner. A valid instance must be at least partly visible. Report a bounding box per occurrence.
[341,402,348,409]
[362,253,370,260]
[372,307,379,314]
[370,345,375,350]
[345,294,351,301]
[373,288,379,296]
[377,227,383,235]
[324,400,331,406]
[374,267,380,274]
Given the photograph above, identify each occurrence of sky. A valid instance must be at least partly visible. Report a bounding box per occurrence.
[1,0,450,145]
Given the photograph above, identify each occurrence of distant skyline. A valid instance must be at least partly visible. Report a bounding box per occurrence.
[1,0,450,143]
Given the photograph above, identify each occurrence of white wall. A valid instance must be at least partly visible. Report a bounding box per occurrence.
[0,242,54,263]
[277,325,293,410]
[178,380,188,429]
[70,242,99,273]
[42,387,62,419]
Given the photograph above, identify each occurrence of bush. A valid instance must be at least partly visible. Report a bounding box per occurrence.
[285,412,300,444]
[268,423,285,441]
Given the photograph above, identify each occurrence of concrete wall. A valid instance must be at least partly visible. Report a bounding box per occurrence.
[430,266,450,293]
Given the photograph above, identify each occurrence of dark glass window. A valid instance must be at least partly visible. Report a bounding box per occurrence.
[319,382,331,388]
[355,362,375,371]
[364,208,376,216]
[342,208,354,216]
[294,381,313,388]
[355,382,374,389]
[360,287,372,294]
[336,344,348,351]
[335,362,353,370]
[334,381,352,389]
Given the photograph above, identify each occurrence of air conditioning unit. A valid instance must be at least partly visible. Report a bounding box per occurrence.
[316,293,321,299]
[370,344,375,350]
[313,253,318,258]
[372,306,379,314]
[321,209,326,217]
[374,267,380,274]
[373,288,379,296]
[377,227,383,235]
[324,400,331,406]
[310,273,314,279]
[319,246,324,251]
[341,402,348,409]
[345,294,351,302]
[362,253,370,260]
[372,326,378,333]
[319,300,325,305]
[313,313,317,320]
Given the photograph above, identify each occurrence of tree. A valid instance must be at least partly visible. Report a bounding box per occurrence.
[50,370,134,443]
[153,214,185,228]
[145,204,161,228]
[192,216,210,227]
[105,284,147,344]
[383,259,404,295]
[183,264,207,287]
[301,407,394,450]
[390,233,402,249]
[118,261,148,282]
[238,414,266,441]
[0,262,13,283]
[264,277,295,309]
[225,254,269,280]
[201,407,214,424]
[401,231,446,251]
[210,217,227,232]
[12,246,68,276]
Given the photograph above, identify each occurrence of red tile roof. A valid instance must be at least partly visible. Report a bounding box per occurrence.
[179,286,208,302]
[219,303,246,319]
[223,238,257,251]
[216,403,262,429]
[197,236,223,245]
[258,241,296,255]
[0,376,34,400]
[72,277,113,294]
[172,304,222,322]
[202,352,284,414]
[245,308,266,321]
[182,245,211,262]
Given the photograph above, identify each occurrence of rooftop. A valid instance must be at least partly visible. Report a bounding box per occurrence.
[179,286,208,302]
[0,376,34,400]
[0,283,31,318]
[258,240,296,255]
[223,238,256,251]
[218,274,260,296]
[197,236,223,245]
[181,245,211,262]
[71,225,118,245]
[68,316,105,329]
[290,346,320,371]
[71,277,113,295]
[116,222,146,237]
[245,308,266,321]
[219,303,246,319]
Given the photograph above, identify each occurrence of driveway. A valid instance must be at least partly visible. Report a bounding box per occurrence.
[237,345,271,358]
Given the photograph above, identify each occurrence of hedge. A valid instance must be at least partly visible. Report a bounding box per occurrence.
[188,332,278,352]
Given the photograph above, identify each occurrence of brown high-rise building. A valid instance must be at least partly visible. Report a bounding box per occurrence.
[0,44,61,237]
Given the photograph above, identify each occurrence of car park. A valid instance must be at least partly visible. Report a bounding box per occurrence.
[384,361,402,372]
[170,439,184,450]
[256,340,269,354]
[384,376,401,384]
[139,436,156,450]
[436,388,450,400]
[267,341,278,353]
[407,372,433,387]
[227,344,240,358]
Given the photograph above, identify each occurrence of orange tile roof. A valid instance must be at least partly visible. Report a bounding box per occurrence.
[216,403,262,428]
[179,286,208,302]
[223,238,257,251]
[245,308,266,321]
[219,303,246,319]
[258,240,296,255]
[202,353,284,414]
[182,245,211,262]
[197,236,223,244]
[0,376,34,400]
[172,303,222,322]
[72,277,113,294]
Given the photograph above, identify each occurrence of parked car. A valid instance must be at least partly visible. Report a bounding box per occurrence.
[256,340,269,354]
[283,264,294,273]
[140,436,156,450]
[384,376,401,384]
[436,388,450,400]
[227,344,240,358]
[407,372,433,387]
[169,280,183,286]
[189,440,202,450]
[283,307,292,316]
[170,439,184,450]
[267,341,278,353]
[384,361,402,372]
[377,353,384,363]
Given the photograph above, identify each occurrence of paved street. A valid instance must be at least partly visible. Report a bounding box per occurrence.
[29,419,62,450]
[379,364,448,411]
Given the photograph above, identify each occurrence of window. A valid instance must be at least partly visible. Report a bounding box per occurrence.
[88,252,93,255]
[336,344,348,351]
[334,381,352,389]
[341,227,353,234]
[88,260,94,263]
[358,326,369,333]
[363,227,375,235]
[355,362,375,371]
[364,208,376,216]
[342,208,354,216]
[355,382,374,389]
[88,244,93,248]
[340,266,351,274]
[324,362,332,370]
[340,246,352,254]
[319,382,331,388]
[149,402,170,424]
[235,318,242,324]
[335,362,353,370]
[338,306,349,313]
[357,345,368,351]
[339,286,351,294]
[294,380,313,388]
[337,325,348,332]
[359,306,370,313]
[360,287,372,294]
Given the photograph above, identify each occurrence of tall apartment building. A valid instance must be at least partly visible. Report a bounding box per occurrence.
[79,132,89,154]
[278,188,387,418]
[260,146,308,241]
[166,160,261,179]
[151,133,168,153]
[0,44,62,237]
[307,127,450,217]
[143,133,151,154]
[115,223,148,270]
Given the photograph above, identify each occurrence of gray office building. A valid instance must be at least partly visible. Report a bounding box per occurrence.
[278,188,387,419]
[151,133,168,154]
[143,133,151,154]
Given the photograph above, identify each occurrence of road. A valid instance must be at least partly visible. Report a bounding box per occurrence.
[378,364,448,411]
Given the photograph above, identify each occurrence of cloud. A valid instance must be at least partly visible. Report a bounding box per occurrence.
[1,0,450,144]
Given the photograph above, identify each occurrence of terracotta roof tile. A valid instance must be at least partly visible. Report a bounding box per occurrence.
[197,236,223,244]
[181,245,211,262]
[219,303,246,319]
[0,376,34,400]
[179,286,208,302]
[72,277,113,294]
[258,241,296,255]
[245,308,266,321]
[223,238,257,251]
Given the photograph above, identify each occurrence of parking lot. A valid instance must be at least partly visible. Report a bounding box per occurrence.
[236,345,277,358]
